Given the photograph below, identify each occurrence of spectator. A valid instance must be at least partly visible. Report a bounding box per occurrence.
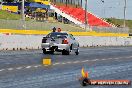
[52,27,56,32]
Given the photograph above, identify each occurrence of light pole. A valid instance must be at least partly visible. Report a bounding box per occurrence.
[22,0,25,29]
[66,0,67,6]
[123,0,127,27]
[85,0,88,31]
[81,0,82,7]
[101,0,105,18]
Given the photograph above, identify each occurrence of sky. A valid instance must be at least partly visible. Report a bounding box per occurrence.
[82,0,132,20]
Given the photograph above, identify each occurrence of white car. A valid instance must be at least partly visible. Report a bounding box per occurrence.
[41,32,79,55]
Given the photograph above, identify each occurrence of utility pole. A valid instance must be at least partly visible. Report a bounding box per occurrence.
[85,0,88,31]
[123,0,127,27]
[22,0,25,29]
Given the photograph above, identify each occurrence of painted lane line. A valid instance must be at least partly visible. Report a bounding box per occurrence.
[0,69,5,72]
[73,61,80,63]
[62,63,66,65]
[34,65,41,68]
[26,66,31,69]
[81,60,86,63]
[44,65,49,67]
[125,56,132,58]
[53,63,60,65]
[85,60,89,62]
[16,67,23,70]
[81,60,89,62]
[81,60,90,63]
[66,62,72,64]
[114,58,119,60]
[116,57,123,59]
[108,58,113,60]
[52,64,56,66]
[0,55,131,73]
[7,68,13,71]
[101,59,106,61]
[91,59,99,61]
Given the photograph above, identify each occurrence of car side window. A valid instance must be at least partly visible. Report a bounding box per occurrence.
[69,34,75,40]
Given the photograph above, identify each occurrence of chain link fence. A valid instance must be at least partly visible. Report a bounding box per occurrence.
[0,19,130,33]
[78,24,129,33]
[91,26,129,33]
[0,19,85,32]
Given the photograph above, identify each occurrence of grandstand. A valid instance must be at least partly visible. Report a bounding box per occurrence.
[50,0,114,28]
[2,0,129,33]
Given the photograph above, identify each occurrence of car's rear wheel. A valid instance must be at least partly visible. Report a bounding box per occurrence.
[50,51,54,54]
[75,48,79,55]
[43,49,47,54]
[62,50,70,55]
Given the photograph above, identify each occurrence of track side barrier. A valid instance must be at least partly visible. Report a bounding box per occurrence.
[0,35,132,51]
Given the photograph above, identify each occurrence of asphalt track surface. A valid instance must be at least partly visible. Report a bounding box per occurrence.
[0,47,132,88]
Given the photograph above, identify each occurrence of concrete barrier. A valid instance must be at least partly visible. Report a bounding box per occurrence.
[0,34,132,50]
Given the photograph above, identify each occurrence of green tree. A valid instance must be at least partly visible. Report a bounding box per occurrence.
[3,0,14,2]
[26,0,35,2]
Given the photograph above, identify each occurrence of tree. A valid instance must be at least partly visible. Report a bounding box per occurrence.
[3,0,14,2]
[26,0,35,2]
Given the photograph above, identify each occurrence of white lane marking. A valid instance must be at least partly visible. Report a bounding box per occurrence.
[101,59,106,61]
[26,66,31,69]
[85,60,89,62]
[53,63,60,65]
[52,64,56,66]
[81,60,86,63]
[44,65,49,66]
[7,68,13,71]
[0,55,132,72]
[114,58,119,60]
[108,58,113,60]
[16,67,23,70]
[73,61,80,64]
[91,59,99,61]
[125,56,132,58]
[34,65,41,68]
[62,63,66,65]
[66,62,72,64]
[81,60,89,63]
[0,69,5,72]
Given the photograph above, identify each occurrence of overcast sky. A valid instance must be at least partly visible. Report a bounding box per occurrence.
[82,0,132,20]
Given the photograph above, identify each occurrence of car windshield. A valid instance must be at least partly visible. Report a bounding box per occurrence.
[46,32,68,38]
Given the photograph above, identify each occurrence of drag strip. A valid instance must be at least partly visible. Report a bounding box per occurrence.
[0,47,132,88]
[0,55,132,73]
[0,47,132,69]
